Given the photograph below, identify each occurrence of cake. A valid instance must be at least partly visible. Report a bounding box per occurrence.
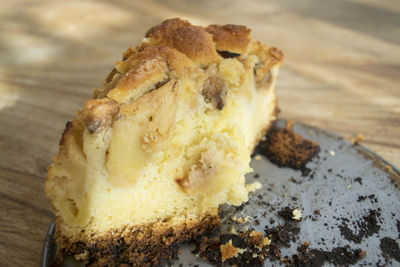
[45,18,283,266]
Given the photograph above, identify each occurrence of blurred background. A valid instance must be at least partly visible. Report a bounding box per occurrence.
[0,0,399,265]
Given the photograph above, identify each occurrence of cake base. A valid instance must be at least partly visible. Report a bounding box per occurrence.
[54,214,220,266]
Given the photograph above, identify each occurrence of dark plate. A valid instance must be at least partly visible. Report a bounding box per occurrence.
[41,120,400,266]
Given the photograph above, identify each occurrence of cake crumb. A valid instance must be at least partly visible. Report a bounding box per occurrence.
[237,217,244,224]
[278,206,302,221]
[329,150,335,156]
[220,240,240,262]
[347,184,352,190]
[74,250,89,261]
[385,165,392,172]
[229,226,238,234]
[262,237,271,246]
[358,250,367,258]
[350,133,364,145]
[253,121,320,176]
[249,230,264,245]
[246,181,262,192]
[255,155,262,160]
[244,216,251,223]
[292,209,302,221]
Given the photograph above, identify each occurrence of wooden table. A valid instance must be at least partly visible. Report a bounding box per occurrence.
[1,0,399,265]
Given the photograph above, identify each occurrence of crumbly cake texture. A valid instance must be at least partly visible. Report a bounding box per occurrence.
[45,18,283,266]
[254,121,320,176]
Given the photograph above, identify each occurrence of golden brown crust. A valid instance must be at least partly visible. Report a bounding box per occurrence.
[54,214,220,267]
[205,24,251,54]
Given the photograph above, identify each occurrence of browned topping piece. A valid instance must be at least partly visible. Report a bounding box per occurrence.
[96,43,198,102]
[82,99,119,134]
[145,18,191,44]
[220,240,240,262]
[95,44,169,100]
[254,121,320,176]
[269,47,284,64]
[145,18,220,65]
[171,26,219,64]
[250,43,283,89]
[206,24,251,54]
[115,56,167,96]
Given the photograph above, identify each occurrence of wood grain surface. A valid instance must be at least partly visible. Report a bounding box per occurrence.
[0,0,399,266]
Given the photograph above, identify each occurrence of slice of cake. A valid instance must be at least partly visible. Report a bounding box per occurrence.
[45,18,283,266]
